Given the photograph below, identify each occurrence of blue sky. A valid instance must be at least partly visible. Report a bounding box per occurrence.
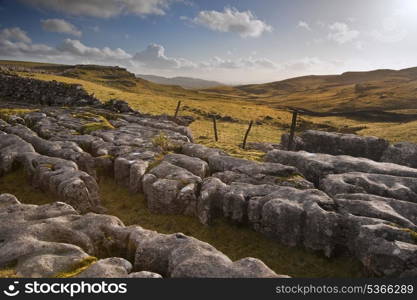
[1,0,417,84]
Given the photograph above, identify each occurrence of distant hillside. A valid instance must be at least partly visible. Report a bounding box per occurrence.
[3,59,417,150]
[201,67,417,113]
[137,74,224,89]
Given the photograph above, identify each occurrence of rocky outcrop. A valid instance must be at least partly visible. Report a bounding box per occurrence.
[102,99,134,113]
[381,142,417,168]
[245,142,281,153]
[0,131,102,213]
[143,144,314,217]
[281,130,389,161]
[0,194,284,278]
[197,179,338,255]
[142,153,209,216]
[334,194,417,230]
[265,150,417,185]
[321,172,417,203]
[333,194,417,276]
[3,124,96,176]
[0,134,35,176]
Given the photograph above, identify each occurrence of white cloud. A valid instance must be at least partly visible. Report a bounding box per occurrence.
[58,39,132,60]
[328,22,359,44]
[283,57,324,72]
[207,56,277,69]
[297,21,311,31]
[19,0,177,18]
[0,27,280,83]
[370,17,407,43]
[192,7,272,38]
[0,27,55,57]
[133,43,195,69]
[41,19,82,37]
[0,27,31,43]
[354,41,364,50]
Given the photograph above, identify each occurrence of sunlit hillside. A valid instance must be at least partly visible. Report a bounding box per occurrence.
[202,68,417,113]
[2,60,417,153]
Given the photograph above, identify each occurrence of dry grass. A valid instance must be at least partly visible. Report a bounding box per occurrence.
[16,66,417,152]
[0,168,52,205]
[0,108,38,120]
[54,256,98,278]
[15,71,296,159]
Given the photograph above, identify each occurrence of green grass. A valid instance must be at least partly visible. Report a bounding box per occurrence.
[53,256,98,278]
[0,268,18,278]
[72,111,116,135]
[0,169,53,205]
[0,108,38,121]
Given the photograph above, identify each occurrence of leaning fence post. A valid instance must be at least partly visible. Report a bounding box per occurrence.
[287,110,298,151]
[212,116,218,142]
[242,120,253,149]
[174,100,181,118]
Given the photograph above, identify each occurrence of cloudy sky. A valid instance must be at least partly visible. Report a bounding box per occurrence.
[0,0,416,84]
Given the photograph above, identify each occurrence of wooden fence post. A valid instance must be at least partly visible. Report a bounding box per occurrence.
[174,100,181,118]
[287,110,298,151]
[212,116,218,142]
[242,120,253,149]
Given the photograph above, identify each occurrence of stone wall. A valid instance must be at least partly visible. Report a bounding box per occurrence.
[0,72,101,107]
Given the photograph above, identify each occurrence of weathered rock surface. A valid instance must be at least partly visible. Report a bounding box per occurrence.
[182,143,313,188]
[334,194,417,230]
[3,124,96,176]
[0,132,102,213]
[0,134,35,175]
[245,142,281,153]
[130,228,284,278]
[198,179,333,226]
[102,99,134,113]
[0,194,284,278]
[75,258,132,278]
[143,161,202,215]
[22,153,102,213]
[321,172,417,203]
[321,193,417,276]
[381,142,417,168]
[265,150,417,185]
[181,143,226,161]
[281,130,389,161]
[0,102,194,211]
[353,224,417,277]
[163,153,209,178]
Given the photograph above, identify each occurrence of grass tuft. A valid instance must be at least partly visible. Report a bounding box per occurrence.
[53,256,98,278]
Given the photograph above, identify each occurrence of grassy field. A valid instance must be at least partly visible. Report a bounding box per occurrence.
[4,59,416,157]
[11,68,294,160]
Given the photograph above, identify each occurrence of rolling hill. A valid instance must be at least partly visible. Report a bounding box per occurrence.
[201,67,417,113]
[136,74,224,89]
[2,59,417,153]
